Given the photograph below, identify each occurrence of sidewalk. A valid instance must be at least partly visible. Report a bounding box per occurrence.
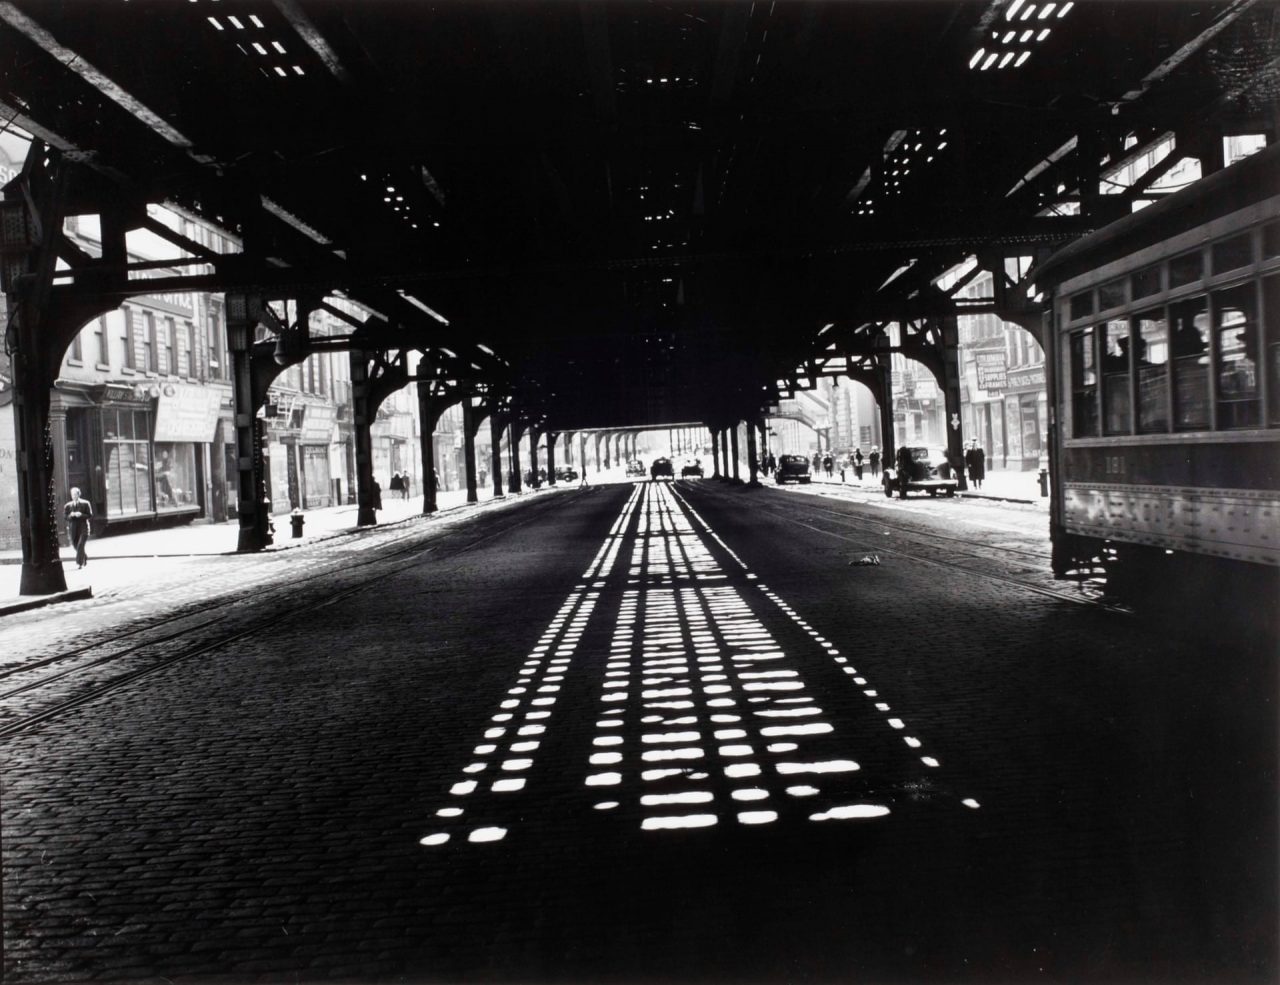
[0,484,527,616]
[803,466,1050,505]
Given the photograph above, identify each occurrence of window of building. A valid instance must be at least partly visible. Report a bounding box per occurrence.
[1131,264,1161,300]
[1101,319,1132,435]
[166,317,179,376]
[123,309,137,370]
[102,408,154,515]
[93,317,108,366]
[1098,278,1127,311]
[68,328,83,363]
[1212,234,1253,276]
[185,321,196,377]
[1069,328,1097,437]
[1170,296,1210,430]
[154,443,199,510]
[143,311,158,373]
[1134,309,1169,433]
[207,311,224,380]
[1213,283,1260,429]
[1169,250,1203,289]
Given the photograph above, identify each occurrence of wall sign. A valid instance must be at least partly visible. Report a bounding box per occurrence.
[153,382,223,442]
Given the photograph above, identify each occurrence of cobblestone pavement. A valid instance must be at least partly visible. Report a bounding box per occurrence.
[2,480,1274,983]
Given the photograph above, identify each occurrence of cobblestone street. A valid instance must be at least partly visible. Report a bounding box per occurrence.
[2,481,1274,983]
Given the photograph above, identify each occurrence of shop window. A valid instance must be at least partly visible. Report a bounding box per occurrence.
[1267,276,1280,427]
[1169,251,1203,289]
[1212,234,1253,275]
[1170,297,1210,431]
[1135,309,1169,433]
[1068,327,1097,437]
[1069,291,1094,321]
[1214,283,1260,429]
[1098,278,1126,311]
[154,443,199,510]
[1131,264,1161,300]
[102,408,154,516]
[1101,319,1132,435]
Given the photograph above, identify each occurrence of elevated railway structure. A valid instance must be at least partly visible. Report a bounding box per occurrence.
[1,0,1276,593]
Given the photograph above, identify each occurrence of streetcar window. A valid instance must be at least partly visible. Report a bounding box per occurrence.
[1131,264,1161,300]
[1212,234,1253,275]
[1170,297,1210,431]
[1069,291,1094,321]
[1101,319,1133,435]
[1169,251,1203,289]
[1135,309,1169,433]
[1266,276,1280,426]
[1069,328,1098,437]
[1263,222,1280,261]
[1098,279,1126,311]
[1214,283,1260,429]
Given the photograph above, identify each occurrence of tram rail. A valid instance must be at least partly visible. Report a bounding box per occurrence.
[0,492,579,741]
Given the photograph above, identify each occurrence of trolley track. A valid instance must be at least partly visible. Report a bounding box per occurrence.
[685,482,1124,613]
[0,491,581,740]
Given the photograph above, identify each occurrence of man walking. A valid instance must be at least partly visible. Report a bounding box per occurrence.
[64,486,92,569]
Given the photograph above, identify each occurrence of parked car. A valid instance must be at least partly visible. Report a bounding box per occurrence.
[883,446,958,498]
[626,460,646,477]
[555,466,579,482]
[681,460,704,477]
[775,454,812,484]
[650,457,674,480]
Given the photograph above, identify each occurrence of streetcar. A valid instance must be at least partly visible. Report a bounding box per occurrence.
[1035,141,1279,629]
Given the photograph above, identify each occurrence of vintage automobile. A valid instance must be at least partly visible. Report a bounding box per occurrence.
[625,460,647,477]
[650,457,675,480]
[555,466,579,482]
[681,459,704,477]
[775,454,812,484]
[883,446,958,498]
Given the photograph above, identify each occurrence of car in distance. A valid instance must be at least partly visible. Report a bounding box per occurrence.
[555,466,579,482]
[775,454,812,484]
[681,460,704,477]
[650,457,675,480]
[626,460,647,477]
[883,446,958,498]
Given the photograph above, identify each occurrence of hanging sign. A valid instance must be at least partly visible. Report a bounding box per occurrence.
[975,350,1008,391]
[153,382,222,442]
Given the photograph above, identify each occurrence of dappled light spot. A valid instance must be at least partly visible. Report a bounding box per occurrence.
[756,707,822,719]
[642,768,685,781]
[492,778,525,793]
[887,718,904,729]
[594,736,624,747]
[451,780,478,796]
[469,827,507,843]
[921,756,940,767]
[810,804,890,822]
[642,814,718,831]
[484,728,506,739]
[595,801,619,811]
[719,744,754,757]
[526,710,552,720]
[642,747,704,762]
[590,752,623,765]
[501,758,533,771]
[725,763,762,778]
[731,788,769,801]
[492,713,514,722]
[776,760,859,775]
[743,681,804,692]
[436,807,464,818]
[463,763,487,774]
[761,723,833,737]
[510,741,540,753]
[713,728,748,740]
[420,833,450,846]
[473,744,497,755]
[962,798,981,809]
[737,811,778,825]
[642,731,699,745]
[786,785,820,797]
[767,742,798,753]
[517,724,546,735]
[586,772,622,786]
[641,791,714,806]
[904,736,921,748]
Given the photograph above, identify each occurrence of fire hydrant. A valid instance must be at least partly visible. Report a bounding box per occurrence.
[290,508,305,538]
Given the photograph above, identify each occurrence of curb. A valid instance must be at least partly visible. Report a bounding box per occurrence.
[0,586,93,617]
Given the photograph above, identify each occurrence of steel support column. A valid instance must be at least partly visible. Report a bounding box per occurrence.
[580,432,589,476]
[350,349,379,526]
[510,420,524,493]
[228,297,273,549]
[528,428,541,488]
[462,397,480,503]
[490,412,506,499]
[746,418,760,487]
[730,425,741,482]
[939,316,968,491]
[711,429,722,478]
[594,432,603,473]
[877,354,896,468]
[546,432,557,485]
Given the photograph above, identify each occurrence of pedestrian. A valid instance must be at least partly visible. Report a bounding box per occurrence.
[401,472,412,500]
[966,441,986,489]
[839,456,847,482]
[63,486,92,569]
[854,448,864,481]
[372,477,383,512]
[389,470,404,499]
[869,446,880,478]
[822,454,833,477]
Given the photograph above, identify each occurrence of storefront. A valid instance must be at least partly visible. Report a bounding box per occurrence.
[1003,366,1048,471]
[298,401,335,508]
